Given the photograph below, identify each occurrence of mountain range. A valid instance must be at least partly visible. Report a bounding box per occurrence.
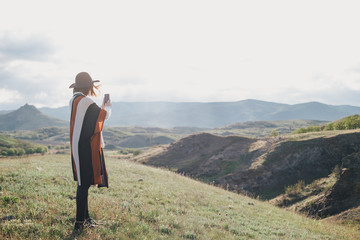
[39,99,360,128]
[1,99,360,130]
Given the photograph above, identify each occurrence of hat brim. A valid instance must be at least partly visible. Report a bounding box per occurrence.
[69,80,100,88]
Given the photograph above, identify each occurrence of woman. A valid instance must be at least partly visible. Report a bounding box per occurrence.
[69,72,111,232]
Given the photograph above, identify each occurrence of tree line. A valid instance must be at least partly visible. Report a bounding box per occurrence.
[0,134,48,156]
[1,146,48,156]
[293,115,360,134]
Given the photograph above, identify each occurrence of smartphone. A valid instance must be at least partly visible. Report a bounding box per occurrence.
[104,94,110,103]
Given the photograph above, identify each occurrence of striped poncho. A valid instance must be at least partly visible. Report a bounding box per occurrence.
[69,92,109,188]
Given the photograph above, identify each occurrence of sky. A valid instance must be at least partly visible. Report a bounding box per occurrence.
[1,0,360,110]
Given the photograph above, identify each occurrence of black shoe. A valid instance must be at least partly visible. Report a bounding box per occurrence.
[85,218,97,228]
[86,217,102,226]
[73,221,85,234]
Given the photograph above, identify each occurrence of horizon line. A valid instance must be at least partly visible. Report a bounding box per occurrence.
[2,99,360,111]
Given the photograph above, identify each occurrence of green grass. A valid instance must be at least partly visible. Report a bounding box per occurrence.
[0,134,18,147]
[1,154,359,239]
[197,159,245,183]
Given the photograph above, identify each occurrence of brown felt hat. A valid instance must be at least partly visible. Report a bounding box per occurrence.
[69,72,100,88]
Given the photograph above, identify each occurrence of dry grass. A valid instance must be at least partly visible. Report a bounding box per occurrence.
[1,154,360,239]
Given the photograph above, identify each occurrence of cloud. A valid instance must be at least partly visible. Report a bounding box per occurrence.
[0,34,65,109]
[0,88,22,104]
[0,34,54,62]
[0,34,57,95]
[262,86,360,107]
[1,1,360,111]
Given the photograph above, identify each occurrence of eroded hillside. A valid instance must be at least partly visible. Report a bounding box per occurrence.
[139,130,360,220]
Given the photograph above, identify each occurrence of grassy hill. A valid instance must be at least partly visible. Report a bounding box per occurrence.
[138,129,360,220]
[1,154,359,239]
[294,114,360,134]
[0,104,67,131]
[0,134,47,156]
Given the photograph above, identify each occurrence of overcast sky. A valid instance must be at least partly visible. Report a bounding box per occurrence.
[1,0,360,110]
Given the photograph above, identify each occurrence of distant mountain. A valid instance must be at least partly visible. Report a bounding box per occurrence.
[40,106,69,121]
[36,99,360,128]
[0,104,67,131]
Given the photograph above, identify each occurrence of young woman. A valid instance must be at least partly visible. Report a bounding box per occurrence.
[69,72,111,232]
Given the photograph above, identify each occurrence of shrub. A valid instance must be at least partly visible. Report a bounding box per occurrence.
[16,148,25,156]
[334,121,346,130]
[294,126,323,134]
[324,123,334,131]
[34,146,48,154]
[133,149,142,156]
[26,148,34,154]
[35,147,43,153]
[119,149,129,155]
[294,128,307,134]
[6,148,15,156]
[344,115,360,129]
[42,146,48,153]
[308,126,322,132]
[285,180,305,197]
[270,130,279,137]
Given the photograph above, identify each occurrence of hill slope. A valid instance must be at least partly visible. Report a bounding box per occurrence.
[140,130,360,219]
[0,104,67,130]
[39,99,360,128]
[1,154,359,239]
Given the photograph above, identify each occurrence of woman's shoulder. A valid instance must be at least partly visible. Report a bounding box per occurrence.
[81,96,95,104]
[70,94,97,108]
[69,93,92,107]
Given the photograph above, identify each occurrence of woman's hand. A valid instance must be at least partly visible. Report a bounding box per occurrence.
[101,96,112,109]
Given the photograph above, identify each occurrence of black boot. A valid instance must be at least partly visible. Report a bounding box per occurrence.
[85,217,98,228]
[73,221,85,234]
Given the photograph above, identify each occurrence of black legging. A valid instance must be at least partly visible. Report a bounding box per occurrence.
[76,183,91,222]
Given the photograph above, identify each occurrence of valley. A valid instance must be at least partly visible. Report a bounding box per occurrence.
[1,102,360,238]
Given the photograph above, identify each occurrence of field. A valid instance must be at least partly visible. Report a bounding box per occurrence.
[1,154,359,239]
